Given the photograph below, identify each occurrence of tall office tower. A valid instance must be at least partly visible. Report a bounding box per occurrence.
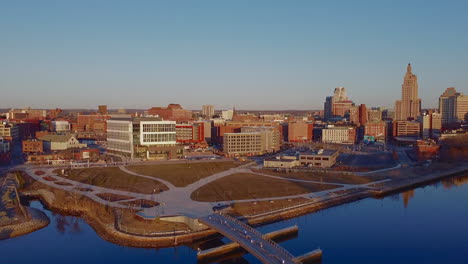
[439,87,468,125]
[98,105,108,115]
[202,105,215,118]
[324,96,333,121]
[395,64,421,121]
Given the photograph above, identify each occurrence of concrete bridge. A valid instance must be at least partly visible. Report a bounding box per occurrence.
[199,213,298,264]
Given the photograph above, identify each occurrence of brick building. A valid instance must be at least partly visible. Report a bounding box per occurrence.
[22,139,44,153]
[147,104,192,122]
[287,121,313,142]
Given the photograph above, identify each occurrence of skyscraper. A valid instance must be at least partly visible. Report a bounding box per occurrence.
[202,105,215,118]
[395,64,421,121]
[324,87,354,120]
[439,87,468,125]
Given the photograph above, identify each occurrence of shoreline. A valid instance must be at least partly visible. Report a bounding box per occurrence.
[8,163,468,248]
[0,207,50,240]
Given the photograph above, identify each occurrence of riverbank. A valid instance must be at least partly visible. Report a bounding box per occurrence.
[244,163,468,226]
[0,207,49,240]
[0,173,50,240]
[7,162,468,249]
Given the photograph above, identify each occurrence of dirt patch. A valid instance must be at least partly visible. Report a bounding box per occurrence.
[60,167,168,194]
[126,161,246,187]
[191,173,340,202]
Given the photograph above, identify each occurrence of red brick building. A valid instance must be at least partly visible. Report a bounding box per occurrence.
[147,104,192,122]
[333,101,354,117]
[359,104,368,125]
[77,114,108,132]
[176,123,205,143]
[364,121,387,142]
[22,139,44,153]
[287,121,313,142]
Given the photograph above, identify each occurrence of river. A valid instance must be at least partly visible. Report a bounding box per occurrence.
[1,174,467,264]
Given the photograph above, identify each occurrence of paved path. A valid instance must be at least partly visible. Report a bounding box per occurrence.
[20,162,390,218]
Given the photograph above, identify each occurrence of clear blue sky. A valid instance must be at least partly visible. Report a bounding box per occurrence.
[1,0,467,110]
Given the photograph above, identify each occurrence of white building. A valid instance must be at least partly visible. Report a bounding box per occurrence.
[51,120,71,132]
[322,126,356,144]
[107,118,181,160]
[202,105,215,118]
[139,120,176,145]
[222,110,234,120]
[39,134,86,151]
[107,119,134,157]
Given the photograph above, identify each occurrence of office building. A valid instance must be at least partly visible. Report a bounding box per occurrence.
[287,121,313,142]
[107,117,182,160]
[322,126,356,144]
[439,87,468,125]
[202,105,215,118]
[393,120,421,138]
[395,64,421,120]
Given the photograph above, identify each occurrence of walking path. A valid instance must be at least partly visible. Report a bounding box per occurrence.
[20,162,389,218]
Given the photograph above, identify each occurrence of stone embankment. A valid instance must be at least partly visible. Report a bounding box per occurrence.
[0,207,49,240]
[0,173,50,240]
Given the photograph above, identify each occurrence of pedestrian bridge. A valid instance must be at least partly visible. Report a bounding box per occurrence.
[199,213,298,264]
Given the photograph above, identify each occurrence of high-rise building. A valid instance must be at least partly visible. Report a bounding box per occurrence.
[324,96,333,120]
[201,105,215,118]
[439,87,468,125]
[395,64,421,121]
[324,87,355,121]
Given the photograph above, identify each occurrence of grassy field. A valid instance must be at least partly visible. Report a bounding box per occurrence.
[256,169,386,184]
[126,161,245,187]
[58,167,168,194]
[190,173,340,202]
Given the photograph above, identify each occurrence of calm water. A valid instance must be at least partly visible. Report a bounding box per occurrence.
[1,175,468,264]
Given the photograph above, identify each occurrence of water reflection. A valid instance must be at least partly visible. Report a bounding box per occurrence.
[51,212,83,234]
[400,174,468,208]
[1,174,468,264]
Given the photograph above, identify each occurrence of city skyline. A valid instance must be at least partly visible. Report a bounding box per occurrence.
[1,1,468,110]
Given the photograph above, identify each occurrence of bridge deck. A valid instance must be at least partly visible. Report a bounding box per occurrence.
[199,213,298,264]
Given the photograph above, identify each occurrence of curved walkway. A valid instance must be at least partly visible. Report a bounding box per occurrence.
[20,162,389,218]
